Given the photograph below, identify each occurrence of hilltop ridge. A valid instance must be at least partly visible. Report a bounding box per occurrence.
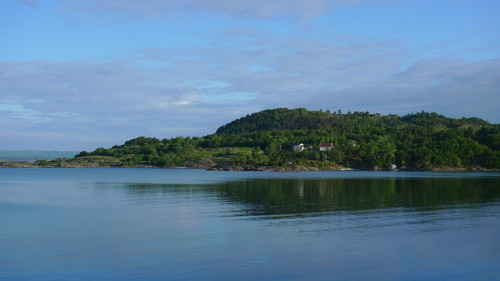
[4,108,499,171]
[216,108,489,134]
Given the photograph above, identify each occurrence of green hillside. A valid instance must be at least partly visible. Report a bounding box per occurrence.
[40,108,499,170]
[216,108,489,134]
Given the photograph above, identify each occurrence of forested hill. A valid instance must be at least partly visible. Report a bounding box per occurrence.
[29,108,499,170]
[216,108,489,134]
[207,108,498,169]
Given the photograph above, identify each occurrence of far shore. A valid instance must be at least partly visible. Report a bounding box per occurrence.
[1,160,498,172]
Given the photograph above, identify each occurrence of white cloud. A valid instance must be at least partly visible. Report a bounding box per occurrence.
[0,100,55,123]
[1,27,499,150]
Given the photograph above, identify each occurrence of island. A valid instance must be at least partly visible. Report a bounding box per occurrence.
[1,108,499,171]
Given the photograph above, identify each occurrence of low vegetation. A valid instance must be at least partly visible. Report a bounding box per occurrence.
[36,108,500,170]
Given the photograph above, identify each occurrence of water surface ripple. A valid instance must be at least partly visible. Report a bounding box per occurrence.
[1,169,499,281]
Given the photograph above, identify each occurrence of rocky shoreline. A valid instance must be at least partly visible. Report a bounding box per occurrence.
[1,160,497,172]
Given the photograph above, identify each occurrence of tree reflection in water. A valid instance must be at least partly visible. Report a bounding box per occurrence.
[118,176,500,218]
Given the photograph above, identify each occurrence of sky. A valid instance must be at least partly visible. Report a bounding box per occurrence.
[1,0,499,151]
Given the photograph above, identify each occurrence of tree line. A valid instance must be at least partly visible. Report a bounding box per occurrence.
[75,108,499,169]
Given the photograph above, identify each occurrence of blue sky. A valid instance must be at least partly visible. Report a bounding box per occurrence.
[1,0,499,151]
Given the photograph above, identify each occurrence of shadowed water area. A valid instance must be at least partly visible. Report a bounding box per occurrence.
[1,169,499,280]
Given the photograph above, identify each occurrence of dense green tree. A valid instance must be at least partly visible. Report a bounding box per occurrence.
[79,108,499,169]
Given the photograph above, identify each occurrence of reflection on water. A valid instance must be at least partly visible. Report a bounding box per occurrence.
[117,177,500,218]
[1,170,500,281]
[110,176,500,239]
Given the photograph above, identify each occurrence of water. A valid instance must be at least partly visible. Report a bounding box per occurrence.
[1,169,499,281]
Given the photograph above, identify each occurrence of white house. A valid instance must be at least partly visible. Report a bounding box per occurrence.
[319,143,333,151]
[293,143,305,152]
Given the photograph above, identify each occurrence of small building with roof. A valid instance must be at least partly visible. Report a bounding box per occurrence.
[293,143,305,152]
[319,143,333,151]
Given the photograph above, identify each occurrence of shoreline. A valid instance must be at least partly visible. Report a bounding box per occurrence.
[0,160,498,172]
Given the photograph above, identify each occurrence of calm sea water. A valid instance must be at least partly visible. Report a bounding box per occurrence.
[1,168,499,281]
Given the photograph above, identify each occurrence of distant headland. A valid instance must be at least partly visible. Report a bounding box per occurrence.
[1,108,499,171]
